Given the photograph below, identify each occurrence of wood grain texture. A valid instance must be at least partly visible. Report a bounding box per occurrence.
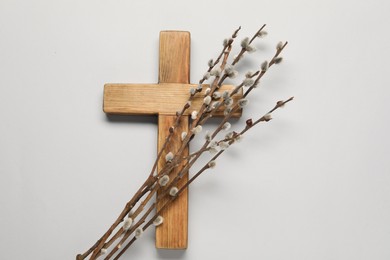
[157,115,189,249]
[159,31,190,84]
[156,31,190,249]
[103,83,243,117]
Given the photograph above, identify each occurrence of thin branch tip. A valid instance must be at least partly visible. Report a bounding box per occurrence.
[286,96,294,102]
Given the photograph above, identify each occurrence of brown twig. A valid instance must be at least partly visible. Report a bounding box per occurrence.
[232,24,266,65]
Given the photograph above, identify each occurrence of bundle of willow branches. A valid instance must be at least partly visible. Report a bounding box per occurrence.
[77,25,293,260]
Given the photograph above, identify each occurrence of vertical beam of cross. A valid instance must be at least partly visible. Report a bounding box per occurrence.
[156,31,190,249]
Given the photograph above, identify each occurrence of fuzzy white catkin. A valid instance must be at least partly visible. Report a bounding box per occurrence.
[210,141,218,149]
[209,147,218,155]
[235,134,243,142]
[205,131,212,141]
[203,96,212,105]
[203,72,211,80]
[241,37,250,49]
[123,217,133,231]
[276,41,284,50]
[274,57,283,64]
[223,38,232,47]
[246,45,256,53]
[165,152,174,162]
[210,67,221,77]
[135,228,143,239]
[230,71,238,78]
[222,91,229,99]
[261,61,268,71]
[159,175,170,186]
[101,248,107,255]
[196,84,203,91]
[225,132,234,139]
[224,98,233,107]
[223,38,228,47]
[191,111,198,120]
[212,92,221,99]
[181,132,187,141]
[257,30,268,38]
[211,101,220,111]
[224,107,232,116]
[222,122,231,131]
[153,216,164,227]
[208,59,214,67]
[240,37,255,52]
[245,71,253,78]
[238,99,249,108]
[224,64,234,74]
[169,187,179,196]
[219,141,230,150]
[192,125,202,134]
[189,88,196,95]
[208,160,216,169]
[243,78,255,87]
[205,88,211,95]
[264,113,272,120]
[224,65,238,78]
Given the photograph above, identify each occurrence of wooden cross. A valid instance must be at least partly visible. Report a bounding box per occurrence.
[103,31,243,249]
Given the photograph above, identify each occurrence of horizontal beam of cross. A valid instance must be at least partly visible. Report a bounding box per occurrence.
[104,83,243,116]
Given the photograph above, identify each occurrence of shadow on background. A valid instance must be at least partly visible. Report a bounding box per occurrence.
[156,249,187,259]
[105,114,158,125]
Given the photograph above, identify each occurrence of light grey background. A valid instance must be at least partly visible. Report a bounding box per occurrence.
[1,0,389,259]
